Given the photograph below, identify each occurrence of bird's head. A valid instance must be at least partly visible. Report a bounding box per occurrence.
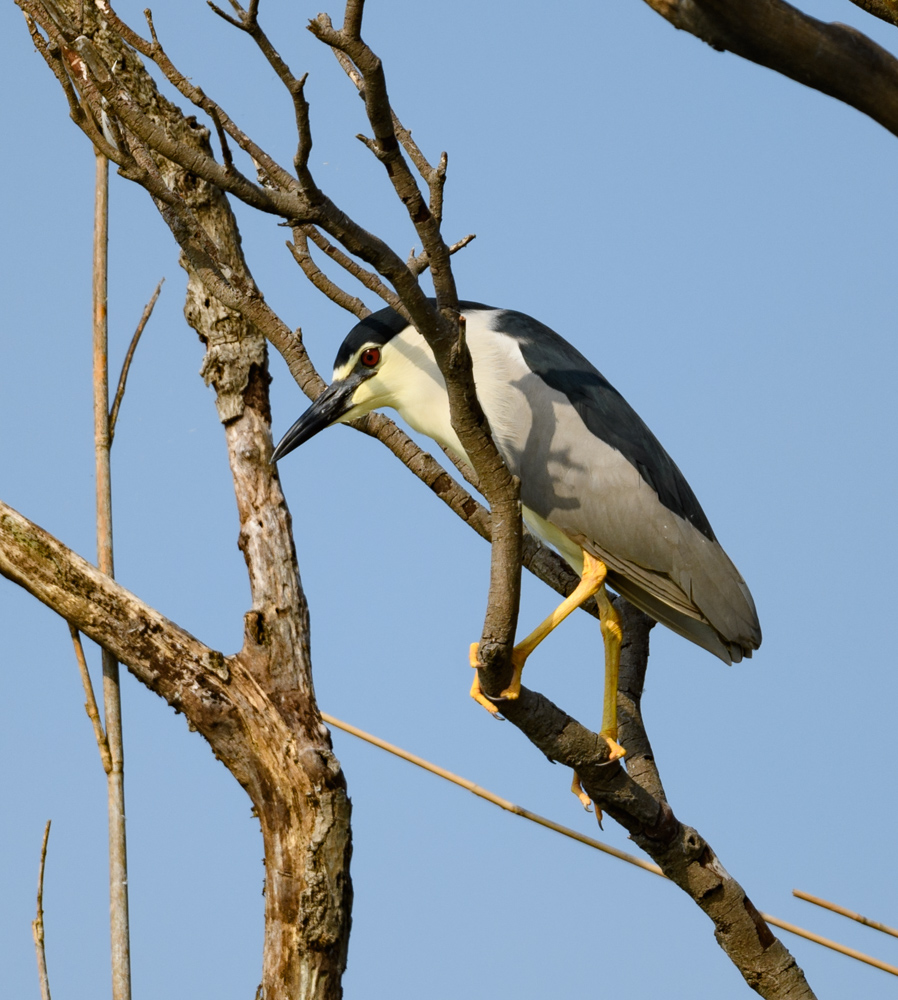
[271,305,450,464]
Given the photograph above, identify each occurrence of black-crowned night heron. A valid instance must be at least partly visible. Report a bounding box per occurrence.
[273,302,761,762]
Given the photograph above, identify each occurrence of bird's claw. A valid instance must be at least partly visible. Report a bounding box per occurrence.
[469,643,505,718]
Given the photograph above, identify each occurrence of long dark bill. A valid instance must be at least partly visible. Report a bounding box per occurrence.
[271,378,359,463]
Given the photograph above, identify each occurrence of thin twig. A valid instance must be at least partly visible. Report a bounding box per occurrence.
[69,624,112,774]
[31,820,52,1000]
[108,278,164,442]
[206,1,245,30]
[323,712,898,979]
[794,890,898,939]
[208,107,235,171]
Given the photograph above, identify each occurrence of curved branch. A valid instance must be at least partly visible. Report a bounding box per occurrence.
[308,4,523,694]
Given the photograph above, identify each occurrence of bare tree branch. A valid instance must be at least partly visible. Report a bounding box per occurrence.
[408,232,476,278]
[615,600,665,801]
[497,673,815,999]
[308,3,523,696]
[641,0,898,137]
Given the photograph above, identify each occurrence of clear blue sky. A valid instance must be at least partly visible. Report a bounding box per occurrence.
[2,2,897,997]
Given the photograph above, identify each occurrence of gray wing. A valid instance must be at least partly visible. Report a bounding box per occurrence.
[479,323,761,662]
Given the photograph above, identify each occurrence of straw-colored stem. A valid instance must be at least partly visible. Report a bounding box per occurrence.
[93,148,132,1000]
[762,915,898,977]
[322,712,898,979]
[321,712,662,877]
[793,889,898,940]
[69,624,112,774]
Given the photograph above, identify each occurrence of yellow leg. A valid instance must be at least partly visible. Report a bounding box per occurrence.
[502,551,610,699]
[596,587,624,753]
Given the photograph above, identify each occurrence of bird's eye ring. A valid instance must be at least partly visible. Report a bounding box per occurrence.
[360,347,381,368]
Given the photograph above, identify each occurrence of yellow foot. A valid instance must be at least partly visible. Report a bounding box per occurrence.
[469,643,525,711]
[572,771,604,827]
[601,733,627,762]
[469,643,500,715]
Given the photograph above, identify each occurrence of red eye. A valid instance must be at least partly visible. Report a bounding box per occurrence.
[360,347,381,368]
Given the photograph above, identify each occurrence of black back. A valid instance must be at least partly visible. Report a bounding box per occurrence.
[489,308,715,541]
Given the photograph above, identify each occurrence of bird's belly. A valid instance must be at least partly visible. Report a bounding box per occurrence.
[521,506,584,574]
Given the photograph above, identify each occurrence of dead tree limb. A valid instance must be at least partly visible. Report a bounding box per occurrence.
[641,0,898,137]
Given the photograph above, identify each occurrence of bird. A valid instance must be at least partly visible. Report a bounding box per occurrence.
[272,301,761,762]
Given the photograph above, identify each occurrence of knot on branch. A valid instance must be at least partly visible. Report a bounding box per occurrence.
[243,609,269,648]
[201,649,230,683]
